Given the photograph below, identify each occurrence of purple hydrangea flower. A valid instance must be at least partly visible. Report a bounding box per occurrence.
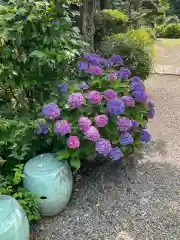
[42,103,60,119]
[95,138,112,156]
[87,90,102,104]
[79,82,89,90]
[68,92,84,108]
[110,55,123,65]
[131,120,139,128]
[107,99,125,115]
[104,89,117,100]
[88,58,101,66]
[109,147,124,161]
[107,72,118,80]
[58,83,68,93]
[86,66,104,75]
[84,126,100,142]
[77,61,89,70]
[116,117,132,132]
[130,76,141,83]
[41,128,49,134]
[95,115,108,127]
[54,120,71,135]
[34,121,49,135]
[122,96,135,107]
[130,81,145,91]
[117,67,131,79]
[140,130,151,142]
[147,100,155,119]
[83,53,100,61]
[78,116,92,131]
[120,132,134,145]
[103,59,113,67]
[34,127,42,135]
[132,90,148,103]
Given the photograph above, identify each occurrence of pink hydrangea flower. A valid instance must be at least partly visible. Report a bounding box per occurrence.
[103,89,117,100]
[68,92,84,108]
[67,136,80,149]
[54,120,71,135]
[87,90,102,104]
[78,116,92,131]
[95,115,108,127]
[86,66,104,75]
[84,126,100,142]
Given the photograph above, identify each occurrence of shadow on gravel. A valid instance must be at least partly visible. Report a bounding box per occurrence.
[36,142,180,240]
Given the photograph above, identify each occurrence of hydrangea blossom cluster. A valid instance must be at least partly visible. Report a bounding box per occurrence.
[84,126,100,142]
[42,103,60,119]
[78,116,92,131]
[87,90,102,104]
[54,120,71,135]
[68,92,84,108]
[36,53,155,167]
[95,115,108,127]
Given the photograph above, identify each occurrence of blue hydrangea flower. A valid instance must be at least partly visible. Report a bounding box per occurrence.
[42,103,60,119]
[130,82,145,91]
[131,120,139,128]
[109,147,124,161]
[110,55,123,65]
[140,130,151,142]
[120,132,133,145]
[117,67,131,79]
[34,121,49,135]
[130,76,141,83]
[58,83,68,93]
[83,53,100,61]
[147,100,155,119]
[107,99,125,115]
[95,138,112,156]
[132,90,148,103]
[79,82,89,90]
[103,59,113,67]
[77,61,89,70]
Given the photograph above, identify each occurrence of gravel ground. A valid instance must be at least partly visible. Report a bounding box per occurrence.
[153,39,180,67]
[36,75,180,240]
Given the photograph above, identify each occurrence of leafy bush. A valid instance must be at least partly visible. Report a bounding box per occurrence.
[0,0,85,220]
[34,54,155,170]
[0,0,85,118]
[100,30,153,80]
[95,9,128,35]
[156,23,180,38]
[0,162,40,221]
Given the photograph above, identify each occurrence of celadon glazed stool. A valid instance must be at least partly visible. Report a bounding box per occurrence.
[23,153,73,216]
[0,195,30,240]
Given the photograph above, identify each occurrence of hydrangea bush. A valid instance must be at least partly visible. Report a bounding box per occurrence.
[34,54,155,170]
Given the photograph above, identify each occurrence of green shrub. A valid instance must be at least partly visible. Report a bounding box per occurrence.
[0,163,40,221]
[0,0,85,220]
[156,23,180,38]
[100,30,153,80]
[95,9,128,35]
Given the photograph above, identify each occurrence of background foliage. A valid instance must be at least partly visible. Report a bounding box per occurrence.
[101,29,153,80]
[0,0,85,221]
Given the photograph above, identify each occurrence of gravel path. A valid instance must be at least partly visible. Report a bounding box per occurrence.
[36,75,180,240]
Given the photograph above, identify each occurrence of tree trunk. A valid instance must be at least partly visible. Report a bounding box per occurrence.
[81,0,99,51]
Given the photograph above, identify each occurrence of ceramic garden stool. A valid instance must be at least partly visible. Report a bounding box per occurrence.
[23,153,73,216]
[0,195,30,240]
